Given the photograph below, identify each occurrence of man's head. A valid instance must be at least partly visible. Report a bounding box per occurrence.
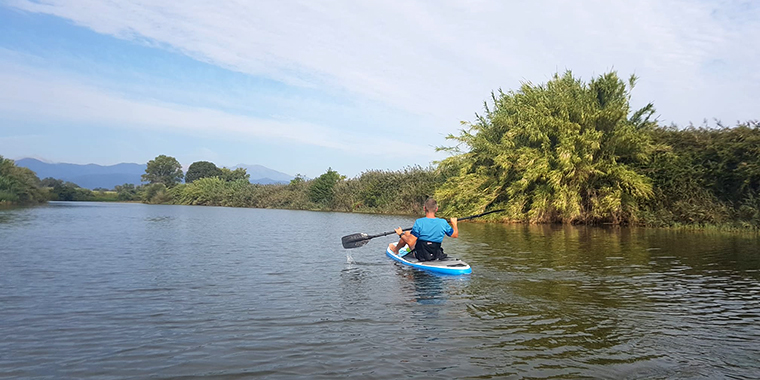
[423,198,438,214]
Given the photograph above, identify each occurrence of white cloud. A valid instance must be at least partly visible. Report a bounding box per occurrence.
[4,0,760,126]
[0,59,427,160]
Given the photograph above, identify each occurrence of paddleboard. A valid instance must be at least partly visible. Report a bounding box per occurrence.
[386,242,471,275]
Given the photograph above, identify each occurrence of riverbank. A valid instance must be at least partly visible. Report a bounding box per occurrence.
[5,72,758,229]
[148,197,760,233]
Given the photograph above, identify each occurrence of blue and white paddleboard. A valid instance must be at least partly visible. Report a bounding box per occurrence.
[386,242,471,275]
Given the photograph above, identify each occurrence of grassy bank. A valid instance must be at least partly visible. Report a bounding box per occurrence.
[156,165,442,216]
[5,71,758,231]
[159,72,760,230]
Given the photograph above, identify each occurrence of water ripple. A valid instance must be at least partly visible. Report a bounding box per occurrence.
[1,203,759,378]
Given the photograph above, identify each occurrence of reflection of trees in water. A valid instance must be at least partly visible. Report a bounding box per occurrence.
[462,222,760,276]
[458,222,760,376]
[464,299,648,376]
[462,223,653,272]
[0,206,40,225]
[462,223,650,359]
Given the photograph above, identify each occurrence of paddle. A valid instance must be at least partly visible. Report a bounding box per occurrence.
[341,209,505,249]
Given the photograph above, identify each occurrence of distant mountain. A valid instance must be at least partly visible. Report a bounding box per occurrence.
[233,164,294,185]
[15,158,145,190]
[14,158,295,189]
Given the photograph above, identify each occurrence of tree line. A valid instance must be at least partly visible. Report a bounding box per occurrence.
[3,70,759,229]
[0,159,121,203]
[435,71,760,228]
[134,155,440,215]
[0,156,47,205]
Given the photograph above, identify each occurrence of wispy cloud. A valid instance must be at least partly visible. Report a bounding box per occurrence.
[6,0,760,125]
[0,57,426,159]
[1,0,759,177]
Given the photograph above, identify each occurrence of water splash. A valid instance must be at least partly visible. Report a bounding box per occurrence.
[346,251,356,264]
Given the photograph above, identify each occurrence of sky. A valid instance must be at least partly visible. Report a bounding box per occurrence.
[1,0,758,178]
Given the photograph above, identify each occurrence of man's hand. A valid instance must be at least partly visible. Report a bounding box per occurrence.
[395,227,403,236]
[450,217,458,225]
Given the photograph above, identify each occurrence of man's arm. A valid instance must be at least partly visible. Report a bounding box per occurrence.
[394,227,406,243]
[450,217,458,238]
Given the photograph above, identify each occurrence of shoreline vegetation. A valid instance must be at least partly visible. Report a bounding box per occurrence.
[2,71,759,230]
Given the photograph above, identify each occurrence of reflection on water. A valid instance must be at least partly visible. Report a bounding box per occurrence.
[453,223,760,378]
[1,202,759,379]
[400,269,446,305]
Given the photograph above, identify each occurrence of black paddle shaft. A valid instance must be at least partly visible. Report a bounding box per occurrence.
[453,209,505,222]
[340,209,505,249]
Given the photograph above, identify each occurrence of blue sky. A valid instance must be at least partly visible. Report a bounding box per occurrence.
[1,0,759,178]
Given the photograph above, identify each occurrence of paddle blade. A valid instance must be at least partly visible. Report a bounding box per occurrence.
[342,233,370,249]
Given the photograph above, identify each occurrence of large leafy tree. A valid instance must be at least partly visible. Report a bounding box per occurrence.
[142,155,184,187]
[308,168,343,204]
[115,183,139,201]
[437,71,656,224]
[220,167,249,182]
[186,161,223,183]
[0,155,46,204]
[40,177,64,188]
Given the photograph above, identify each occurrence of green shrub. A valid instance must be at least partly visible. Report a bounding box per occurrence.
[0,156,46,205]
[437,71,655,224]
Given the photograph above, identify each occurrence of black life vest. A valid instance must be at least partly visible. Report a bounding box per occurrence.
[414,239,445,261]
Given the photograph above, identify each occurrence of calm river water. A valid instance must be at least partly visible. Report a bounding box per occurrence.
[1,202,760,379]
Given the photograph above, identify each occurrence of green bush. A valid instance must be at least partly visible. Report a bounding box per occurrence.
[308,168,343,205]
[162,165,438,216]
[437,71,655,224]
[641,121,760,228]
[143,183,171,204]
[125,100,760,231]
[185,161,223,183]
[115,184,140,201]
[0,155,46,205]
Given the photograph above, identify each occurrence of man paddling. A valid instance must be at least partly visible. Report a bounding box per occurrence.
[389,198,458,261]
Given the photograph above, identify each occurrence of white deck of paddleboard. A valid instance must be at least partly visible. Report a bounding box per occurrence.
[387,242,471,274]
